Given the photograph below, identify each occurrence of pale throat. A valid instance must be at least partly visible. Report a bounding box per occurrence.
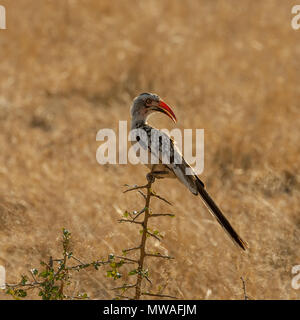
[131,111,150,129]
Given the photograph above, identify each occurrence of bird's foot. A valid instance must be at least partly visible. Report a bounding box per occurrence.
[150,170,169,179]
[146,173,156,184]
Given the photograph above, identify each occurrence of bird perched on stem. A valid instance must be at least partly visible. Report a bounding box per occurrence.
[129,92,248,251]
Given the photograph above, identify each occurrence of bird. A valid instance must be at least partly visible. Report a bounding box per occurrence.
[130,92,248,251]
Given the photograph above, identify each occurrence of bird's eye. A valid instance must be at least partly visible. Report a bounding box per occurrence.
[146,98,152,105]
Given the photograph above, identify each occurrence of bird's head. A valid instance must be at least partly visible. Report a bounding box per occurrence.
[131,92,177,124]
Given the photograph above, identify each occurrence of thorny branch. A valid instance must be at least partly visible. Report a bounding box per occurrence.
[134,176,153,299]
[115,173,176,300]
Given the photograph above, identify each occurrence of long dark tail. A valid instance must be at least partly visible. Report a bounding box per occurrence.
[196,179,248,251]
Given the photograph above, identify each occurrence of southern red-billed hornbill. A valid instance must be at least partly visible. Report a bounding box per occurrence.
[130,92,248,251]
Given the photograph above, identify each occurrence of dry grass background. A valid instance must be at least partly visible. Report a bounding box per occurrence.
[0,0,299,299]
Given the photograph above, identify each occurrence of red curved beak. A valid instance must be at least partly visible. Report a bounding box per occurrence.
[158,100,177,123]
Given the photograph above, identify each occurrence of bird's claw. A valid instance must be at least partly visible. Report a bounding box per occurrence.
[146,173,156,184]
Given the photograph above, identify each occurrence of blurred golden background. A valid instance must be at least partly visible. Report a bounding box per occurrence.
[0,0,299,299]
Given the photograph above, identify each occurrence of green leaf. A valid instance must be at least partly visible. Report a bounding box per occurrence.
[94,262,99,270]
[108,254,115,260]
[16,289,27,298]
[123,211,129,217]
[106,271,113,278]
[21,275,28,285]
[116,261,124,268]
[63,228,70,236]
[31,268,38,276]
[81,293,88,299]
[39,271,49,278]
[128,269,137,276]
